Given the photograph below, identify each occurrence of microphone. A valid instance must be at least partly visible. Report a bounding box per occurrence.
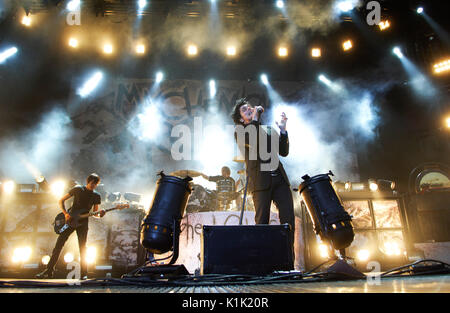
[256,107,264,113]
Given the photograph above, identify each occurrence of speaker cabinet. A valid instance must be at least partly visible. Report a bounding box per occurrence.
[201,225,294,275]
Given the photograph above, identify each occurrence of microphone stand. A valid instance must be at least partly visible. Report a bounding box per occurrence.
[239,174,249,225]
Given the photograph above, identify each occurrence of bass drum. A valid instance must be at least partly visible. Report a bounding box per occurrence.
[186,184,217,212]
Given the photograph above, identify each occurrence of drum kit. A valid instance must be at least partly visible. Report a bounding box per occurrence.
[169,157,254,213]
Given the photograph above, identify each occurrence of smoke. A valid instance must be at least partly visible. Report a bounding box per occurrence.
[0,107,73,182]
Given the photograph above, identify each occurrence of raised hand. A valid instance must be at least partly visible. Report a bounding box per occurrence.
[275,112,288,133]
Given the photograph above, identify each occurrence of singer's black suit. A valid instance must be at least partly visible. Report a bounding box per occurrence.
[235,120,295,245]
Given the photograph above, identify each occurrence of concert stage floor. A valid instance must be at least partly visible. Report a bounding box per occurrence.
[0,274,448,293]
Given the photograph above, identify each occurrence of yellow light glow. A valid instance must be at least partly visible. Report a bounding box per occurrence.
[21,16,32,27]
[3,180,15,194]
[434,59,450,74]
[64,252,74,263]
[41,255,51,265]
[446,116,450,129]
[226,46,237,56]
[51,180,66,197]
[379,20,390,31]
[187,44,198,56]
[318,244,329,258]
[12,247,32,263]
[356,249,370,261]
[136,44,145,54]
[311,48,321,58]
[103,44,113,54]
[344,182,351,190]
[68,38,79,48]
[384,242,401,256]
[343,40,353,51]
[86,246,97,264]
[278,47,288,57]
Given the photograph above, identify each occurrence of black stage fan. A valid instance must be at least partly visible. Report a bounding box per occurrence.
[298,171,365,279]
[123,171,192,278]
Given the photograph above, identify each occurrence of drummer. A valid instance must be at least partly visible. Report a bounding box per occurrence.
[201,166,236,210]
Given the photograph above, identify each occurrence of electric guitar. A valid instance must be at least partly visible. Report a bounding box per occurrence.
[53,204,129,235]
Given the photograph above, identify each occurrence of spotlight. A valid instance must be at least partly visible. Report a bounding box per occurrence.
[278,46,288,57]
[318,243,329,259]
[68,38,79,48]
[107,192,121,202]
[368,179,378,191]
[393,47,403,59]
[138,0,147,10]
[77,71,103,98]
[342,40,353,51]
[21,16,32,27]
[86,246,97,264]
[3,180,15,194]
[136,44,145,54]
[311,48,321,58]
[446,116,450,129]
[0,47,18,64]
[12,247,32,263]
[379,20,391,31]
[187,44,198,56]
[36,175,50,192]
[344,182,352,191]
[67,0,80,12]
[226,46,236,56]
[336,0,356,13]
[260,74,269,86]
[433,59,450,74]
[384,242,401,256]
[64,252,74,263]
[356,249,370,261]
[41,255,50,265]
[417,7,424,14]
[276,0,284,9]
[50,180,66,197]
[155,71,164,83]
[209,79,216,98]
[377,179,396,191]
[103,44,113,54]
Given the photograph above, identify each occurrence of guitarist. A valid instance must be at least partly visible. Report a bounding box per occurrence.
[36,173,105,280]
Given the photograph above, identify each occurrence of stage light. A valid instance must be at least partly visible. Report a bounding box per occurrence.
[393,47,403,59]
[12,247,32,263]
[136,44,145,54]
[226,46,236,56]
[433,59,450,74]
[379,20,391,31]
[446,117,450,129]
[155,71,164,83]
[0,47,18,64]
[64,252,74,263]
[67,0,80,12]
[21,16,31,27]
[278,46,288,57]
[311,48,321,58]
[41,255,50,265]
[318,74,343,93]
[187,44,198,56]
[417,7,424,14]
[356,249,370,261]
[3,180,15,194]
[103,44,113,54]
[318,243,329,259]
[344,182,351,191]
[124,192,142,203]
[260,74,269,86]
[209,79,217,98]
[369,179,378,191]
[377,179,396,191]
[68,38,79,48]
[86,246,97,264]
[50,180,66,197]
[384,242,401,256]
[77,71,103,98]
[336,0,356,13]
[107,192,121,202]
[276,0,284,9]
[342,40,353,51]
[138,0,147,10]
[35,175,50,192]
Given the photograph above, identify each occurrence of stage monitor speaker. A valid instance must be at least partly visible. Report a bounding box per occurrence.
[201,224,293,275]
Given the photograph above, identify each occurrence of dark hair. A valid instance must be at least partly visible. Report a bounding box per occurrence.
[231,98,248,125]
[86,173,101,185]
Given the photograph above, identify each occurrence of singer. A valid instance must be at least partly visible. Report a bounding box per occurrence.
[231,98,295,251]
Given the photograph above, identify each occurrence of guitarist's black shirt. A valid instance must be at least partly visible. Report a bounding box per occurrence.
[68,185,101,224]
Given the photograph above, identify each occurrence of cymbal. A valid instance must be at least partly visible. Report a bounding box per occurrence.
[232,156,245,163]
[170,170,204,177]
